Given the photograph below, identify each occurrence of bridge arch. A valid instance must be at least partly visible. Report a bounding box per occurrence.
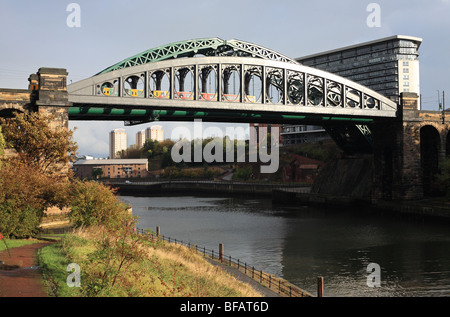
[0,102,29,118]
[69,39,398,122]
[420,125,441,196]
[0,107,25,118]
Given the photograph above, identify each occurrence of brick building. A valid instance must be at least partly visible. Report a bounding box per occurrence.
[73,159,150,179]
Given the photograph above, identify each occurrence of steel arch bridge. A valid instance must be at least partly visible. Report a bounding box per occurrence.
[68,37,399,152]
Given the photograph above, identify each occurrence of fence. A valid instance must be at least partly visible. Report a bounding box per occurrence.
[40,211,70,223]
[39,211,72,234]
[134,227,314,297]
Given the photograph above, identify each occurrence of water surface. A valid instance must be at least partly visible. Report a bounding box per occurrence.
[120,194,450,297]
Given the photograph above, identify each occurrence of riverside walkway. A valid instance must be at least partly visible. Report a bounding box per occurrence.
[0,242,51,297]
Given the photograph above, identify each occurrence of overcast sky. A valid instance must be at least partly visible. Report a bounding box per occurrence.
[1,0,449,157]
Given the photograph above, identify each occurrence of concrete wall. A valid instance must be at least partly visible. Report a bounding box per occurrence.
[115,181,301,197]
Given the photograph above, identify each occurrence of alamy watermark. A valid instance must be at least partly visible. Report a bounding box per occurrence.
[66,3,81,28]
[66,263,81,287]
[366,263,381,287]
[366,3,381,28]
[170,119,280,174]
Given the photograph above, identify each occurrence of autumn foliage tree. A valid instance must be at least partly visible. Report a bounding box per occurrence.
[0,112,77,238]
[0,112,77,177]
[0,160,71,237]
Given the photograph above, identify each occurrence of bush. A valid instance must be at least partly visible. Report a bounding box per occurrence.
[0,202,42,238]
[232,166,252,181]
[69,180,132,229]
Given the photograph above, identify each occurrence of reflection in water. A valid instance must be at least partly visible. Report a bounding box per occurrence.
[120,195,450,297]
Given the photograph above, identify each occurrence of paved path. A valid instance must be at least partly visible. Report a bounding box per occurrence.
[0,242,51,297]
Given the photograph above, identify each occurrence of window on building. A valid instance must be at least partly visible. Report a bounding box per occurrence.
[403,61,409,66]
[403,74,409,80]
[403,68,409,73]
[403,81,409,87]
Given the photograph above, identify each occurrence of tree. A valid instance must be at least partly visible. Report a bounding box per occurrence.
[92,167,104,179]
[0,126,4,156]
[118,146,144,159]
[0,112,78,176]
[0,112,76,238]
[0,160,68,238]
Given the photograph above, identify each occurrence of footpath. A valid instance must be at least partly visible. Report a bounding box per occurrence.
[0,242,51,297]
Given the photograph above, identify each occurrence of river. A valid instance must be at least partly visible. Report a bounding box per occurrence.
[119,194,450,297]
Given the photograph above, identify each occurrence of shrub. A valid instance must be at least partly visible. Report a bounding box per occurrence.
[68,180,132,229]
[232,166,252,181]
[0,202,42,238]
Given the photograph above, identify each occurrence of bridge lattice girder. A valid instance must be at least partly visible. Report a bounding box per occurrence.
[95,38,299,75]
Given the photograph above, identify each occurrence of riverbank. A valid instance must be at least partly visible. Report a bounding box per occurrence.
[37,227,274,297]
[272,187,450,221]
[110,180,450,221]
[110,180,310,197]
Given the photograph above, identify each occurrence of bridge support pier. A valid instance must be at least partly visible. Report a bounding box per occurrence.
[372,92,450,201]
[33,68,70,130]
[0,67,70,129]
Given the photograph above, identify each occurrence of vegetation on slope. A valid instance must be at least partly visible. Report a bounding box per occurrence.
[38,226,262,297]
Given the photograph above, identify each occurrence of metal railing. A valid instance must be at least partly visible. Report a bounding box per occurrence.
[134,227,314,297]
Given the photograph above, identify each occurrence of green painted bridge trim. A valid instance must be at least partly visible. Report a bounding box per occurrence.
[68,107,374,123]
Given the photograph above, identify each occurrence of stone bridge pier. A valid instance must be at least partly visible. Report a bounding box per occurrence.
[372,92,450,201]
[0,67,70,129]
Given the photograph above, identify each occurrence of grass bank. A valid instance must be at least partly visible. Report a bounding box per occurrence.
[38,226,262,297]
[0,238,44,252]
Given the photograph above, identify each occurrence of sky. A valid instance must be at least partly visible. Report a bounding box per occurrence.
[1,0,449,157]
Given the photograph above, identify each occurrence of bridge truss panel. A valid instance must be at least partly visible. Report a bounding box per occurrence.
[69,56,398,119]
[95,38,299,75]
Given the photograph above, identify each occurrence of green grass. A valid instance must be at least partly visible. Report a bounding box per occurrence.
[0,239,43,252]
[37,233,67,241]
[37,241,81,297]
[0,233,68,253]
